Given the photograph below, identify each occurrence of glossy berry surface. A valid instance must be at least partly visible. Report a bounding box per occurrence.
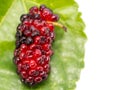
[14,5,60,86]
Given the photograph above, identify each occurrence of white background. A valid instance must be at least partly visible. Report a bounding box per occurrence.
[76,0,120,90]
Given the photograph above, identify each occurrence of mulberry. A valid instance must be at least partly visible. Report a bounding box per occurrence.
[13,5,66,86]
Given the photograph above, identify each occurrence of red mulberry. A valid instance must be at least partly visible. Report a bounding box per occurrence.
[13,5,66,86]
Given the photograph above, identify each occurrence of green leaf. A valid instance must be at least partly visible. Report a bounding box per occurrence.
[0,0,87,90]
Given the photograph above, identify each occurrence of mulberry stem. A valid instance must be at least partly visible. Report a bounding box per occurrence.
[47,21,67,32]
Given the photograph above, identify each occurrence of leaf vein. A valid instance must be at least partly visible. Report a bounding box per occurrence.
[0,0,16,26]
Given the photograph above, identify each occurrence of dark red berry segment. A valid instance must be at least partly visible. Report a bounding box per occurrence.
[14,5,66,86]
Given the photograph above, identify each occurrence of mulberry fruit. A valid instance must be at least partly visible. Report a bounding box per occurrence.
[13,5,66,86]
